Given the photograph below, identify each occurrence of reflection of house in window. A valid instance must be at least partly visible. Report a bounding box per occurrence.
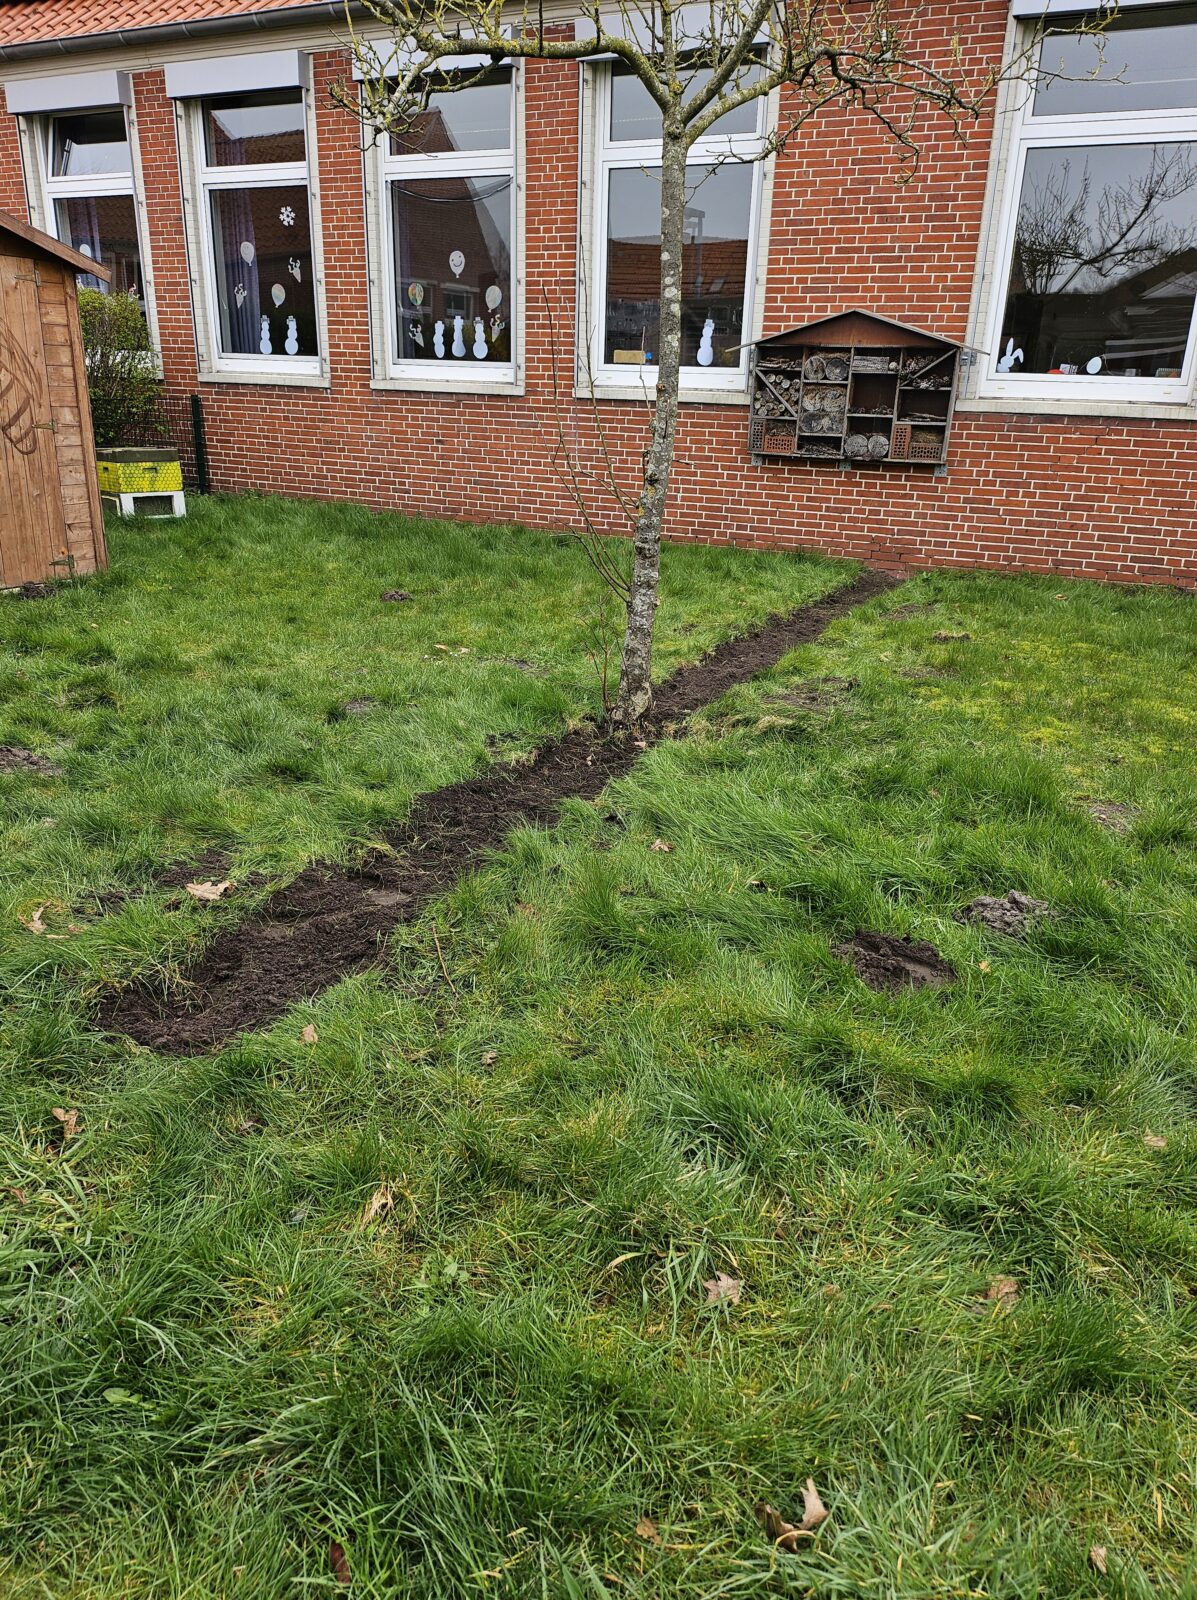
[381,69,515,368]
[604,236,749,365]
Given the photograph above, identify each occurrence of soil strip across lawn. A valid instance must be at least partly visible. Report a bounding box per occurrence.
[99,569,896,1053]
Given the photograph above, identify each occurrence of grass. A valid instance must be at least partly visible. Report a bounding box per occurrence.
[2,498,1196,1598]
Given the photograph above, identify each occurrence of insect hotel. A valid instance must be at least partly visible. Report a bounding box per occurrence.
[0,209,108,588]
[748,312,963,468]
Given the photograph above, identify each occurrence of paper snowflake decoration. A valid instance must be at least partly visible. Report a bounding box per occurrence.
[279,205,296,226]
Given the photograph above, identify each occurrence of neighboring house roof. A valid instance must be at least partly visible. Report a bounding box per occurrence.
[0,204,111,278]
[0,0,328,52]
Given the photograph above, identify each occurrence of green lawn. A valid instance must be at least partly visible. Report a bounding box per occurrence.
[2,498,1195,1598]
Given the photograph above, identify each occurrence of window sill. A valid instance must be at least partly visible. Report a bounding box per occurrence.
[198,367,330,390]
[580,382,750,406]
[371,372,523,397]
[957,394,1197,423]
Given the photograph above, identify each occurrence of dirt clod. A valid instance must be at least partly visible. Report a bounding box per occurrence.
[0,746,63,776]
[835,930,956,993]
[956,891,1052,937]
[381,589,412,603]
[933,630,972,642]
[16,581,55,600]
[98,572,897,1053]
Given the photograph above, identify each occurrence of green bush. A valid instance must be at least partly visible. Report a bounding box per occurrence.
[77,287,166,449]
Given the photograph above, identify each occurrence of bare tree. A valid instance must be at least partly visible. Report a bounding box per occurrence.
[337,0,1076,725]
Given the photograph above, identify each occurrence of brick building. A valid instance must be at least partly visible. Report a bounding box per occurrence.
[2,0,1196,584]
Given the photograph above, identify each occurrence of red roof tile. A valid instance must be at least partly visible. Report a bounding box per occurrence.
[0,0,323,50]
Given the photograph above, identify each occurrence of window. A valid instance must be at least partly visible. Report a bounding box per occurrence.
[589,58,767,391]
[377,67,516,379]
[43,108,144,300]
[979,4,1197,407]
[194,89,321,372]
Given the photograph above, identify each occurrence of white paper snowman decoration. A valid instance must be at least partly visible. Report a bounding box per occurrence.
[259,315,272,355]
[451,314,466,358]
[284,315,299,355]
[696,318,715,367]
[472,317,488,359]
[433,320,445,359]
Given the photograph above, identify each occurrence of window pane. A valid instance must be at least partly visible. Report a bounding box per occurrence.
[1035,5,1197,115]
[604,163,751,368]
[52,110,130,176]
[208,185,318,357]
[204,89,306,166]
[997,142,1197,379]
[390,176,513,363]
[609,60,763,140]
[389,68,512,154]
[55,194,142,298]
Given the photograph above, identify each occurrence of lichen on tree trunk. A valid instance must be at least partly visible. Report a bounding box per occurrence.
[613,129,689,727]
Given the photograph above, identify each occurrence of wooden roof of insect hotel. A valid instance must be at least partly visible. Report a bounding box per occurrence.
[749,310,960,352]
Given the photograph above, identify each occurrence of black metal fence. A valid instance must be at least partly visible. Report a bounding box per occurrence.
[158,392,210,494]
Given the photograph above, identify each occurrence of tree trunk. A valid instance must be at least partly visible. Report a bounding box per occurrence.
[613,129,688,726]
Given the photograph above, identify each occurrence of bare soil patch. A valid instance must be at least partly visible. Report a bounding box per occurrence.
[97,570,895,1053]
[1079,796,1139,833]
[0,746,63,776]
[765,676,858,711]
[836,930,956,993]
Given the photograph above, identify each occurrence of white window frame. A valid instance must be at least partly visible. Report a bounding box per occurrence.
[177,79,329,386]
[20,101,163,359]
[967,9,1197,414]
[583,59,770,400]
[370,62,521,392]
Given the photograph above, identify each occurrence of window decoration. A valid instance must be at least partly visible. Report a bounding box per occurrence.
[378,67,516,375]
[43,109,144,301]
[196,89,319,368]
[980,4,1197,406]
[590,57,767,390]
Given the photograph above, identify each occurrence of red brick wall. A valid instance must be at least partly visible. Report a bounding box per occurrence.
[12,1,1197,585]
[0,108,29,217]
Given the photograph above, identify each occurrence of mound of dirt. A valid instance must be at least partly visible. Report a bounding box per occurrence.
[956,891,1052,937]
[98,570,898,1053]
[835,930,956,993]
[0,746,63,776]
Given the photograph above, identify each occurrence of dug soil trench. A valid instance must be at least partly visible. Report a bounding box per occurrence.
[99,569,897,1053]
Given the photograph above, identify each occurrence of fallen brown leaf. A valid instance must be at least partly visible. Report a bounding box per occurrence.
[635,1515,661,1545]
[185,879,234,903]
[801,1478,829,1531]
[649,838,673,853]
[933,630,972,642]
[1144,1132,1168,1151]
[985,1274,1020,1308]
[755,1502,803,1553]
[300,1023,319,1045]
[704,1273,742,1305]
[1089,1544,1108,1576]
[19,901,52,934]
[329,1539,351,1585]
[51,1106,79,1141]
[481,1049,498,1066]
